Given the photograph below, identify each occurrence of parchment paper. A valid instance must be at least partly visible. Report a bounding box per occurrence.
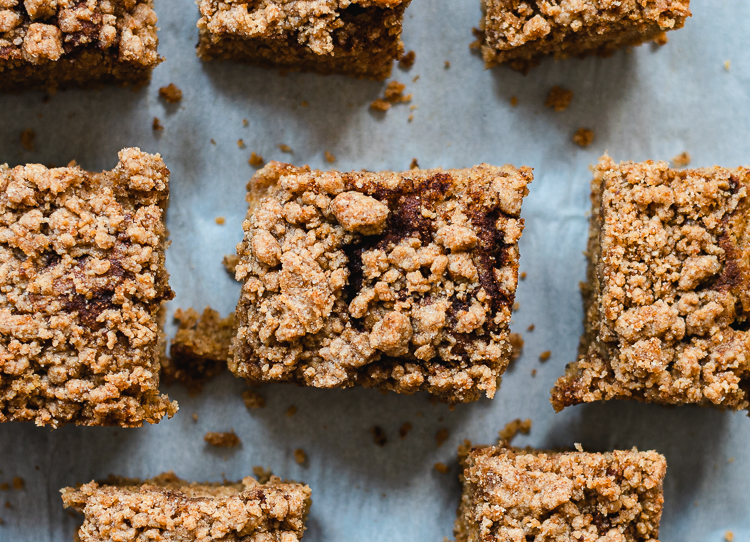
[1,1,749,540]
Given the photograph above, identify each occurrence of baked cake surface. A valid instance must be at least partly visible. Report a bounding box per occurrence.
[61,471,311,542]
[479,0,691,71]
[232,161,531,403]
[0,148,176,427]
[0,0,160,91]
[455,444,667,542]
[552,156,750,412]
[196,0,411,80]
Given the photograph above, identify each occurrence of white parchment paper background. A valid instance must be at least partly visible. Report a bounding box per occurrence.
[1,1,750,540]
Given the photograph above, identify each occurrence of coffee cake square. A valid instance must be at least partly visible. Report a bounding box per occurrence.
[0,148,176,427]
[232,161,532,403]
[455,444,667,542]
[196,0,411,80]
[552,156,750,412]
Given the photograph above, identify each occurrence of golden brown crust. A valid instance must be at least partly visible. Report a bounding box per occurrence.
[232,161,532,403]
[61,471,312,542]
[480,0,691,72]
[0,0,160,91]
[0,148,176,427]
[552,156,750,412]
[196,0,411,80]
[455,445,667,542]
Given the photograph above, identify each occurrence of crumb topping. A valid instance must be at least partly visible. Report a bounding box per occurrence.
[232,161,532,403]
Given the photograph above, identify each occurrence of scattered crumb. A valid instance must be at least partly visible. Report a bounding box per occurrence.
[510,96,518,107]
[249,152,265,167]
[512,302,520,311]
[499,418,532,443]
[653,31,668,46]
[408,114,414,122]
[0,484,8,491]
[11,477,23,490]
[158,83,183,103]
[370,98,391,112]
[4,502,9,508]
[531,369,537,377]
[286,405,297,417]
[436,428,449,448]
[434,462,449,474]
[399,50,416,69]
[370,426,387,446]
[324,151,336,163]
[210,139,216,145]
[294,448,307,466]
[279,144,293,153]
[20,129,35,151]
[725,531,734,542]
[223,254,240,275]
[574,443,584,452]
[539,350,552,362]
[215,216,225,225]
[725,60,731,71]
[242,119,249,127]
[520,272,527,280]
[509,333,524,362]
[0,517,4,525]
[573,128,594,147]
[371,81,412,112]
[672,151,691,168]
[252,466,272,484]
[444,61,451,69]
[152,117,163,131]
[192,413,199,422]
[237,139,245,148]
[527,324,535,332]
[243,389,266,410]
[412,75,420,83]
[545,86,573,112]
[728,457,735,464]
[300,101,309,107]
[399,422,412,438]
[410,158,420,170]
[204,430,241,448]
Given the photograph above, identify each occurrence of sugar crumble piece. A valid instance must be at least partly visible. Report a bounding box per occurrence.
[242,119,249,127]
[192,413,199,422]
[527,324,535,332]
[725,60,731,71]
[725,531,734,542]
[653,31,668,45]
[384,81,411,103]
[544,86,573,112]
[413,75,420,83]
[409,157,420,169]
[242,389,266,410]
[249,152,265,167]
[11,477,23,490]
[324,151,336,164]
[152,117,164,131]
[279,144,293,153]
[20,129,35,151]
[509,333,524,362]
[158,84,183,103]
[498,418,531,443]
[237,139,245,149]
[531,369,537,377]
[215,216,226,225]
[223,254,240,275]
[510,96,518,107]
[371,426,387,446]
[539,350,551,362]
[512,301,520,311]
[252,466,273,484]
[370,98,391,112]
[520,271,527,279]
[399,422,412,438]
[0,484,8,490]
[436,428,449,448]
[434,462,449,474]
[399,50,416,69]
[204,430,241,447]
[210,139,216,145]
[408,114,414,122]
[294,448,307,465]
[286,405,297,417]
[672,151,691,168]
[573,127,594,147]
[444,61,451,69]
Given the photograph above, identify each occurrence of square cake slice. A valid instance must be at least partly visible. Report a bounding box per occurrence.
[196,0,411,80]
[478,0,691,71]
[232,161,532,404]
[0,148,176,427]
[62,471,311,542]
[0,0,160,92]
[552,156,750,412]
[455,444,667,542]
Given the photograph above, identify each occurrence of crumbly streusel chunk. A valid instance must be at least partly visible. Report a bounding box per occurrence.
[197,0,411,80]
[61,471,311,542]
[232,161,532,403]
[479,0,691,71]
[0,0,160,91]
[552,156,750,412]
[455,444,667,542]
[0,148,176,427]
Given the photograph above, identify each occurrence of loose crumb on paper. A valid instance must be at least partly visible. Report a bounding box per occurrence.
[192,413,199,422]
[725,531,734,542]
[152,117,163,131]
[573,128,594,147]
[279,144,293,153]
[672,152,691,168]
[249,152,265,167]
[286,405,297,417]
[399,50,416,69]
[11,477,23,490]
[371,426,387,446]
[300,101,309,107]
[410,158,419,170]
[527,324,535,332]
[539,350,552,362]
[499,418,532,443]
[159,83,183,103]
[653,31,668,46]
[510,96,518,107]
[294,448,307,466]
[324,151,336,163]
[545,86,573,112]
[399,422,412,438]
[444,61,451,69]
[20,129,35,151]
[434,462,449,474]
[509,333,524,362]
[242,119,249,127]
[371,81,412,112]
[724,60,731,71]
[436,428,449,448]
[237,139,245,148]
[243,389,265,410]
[370,99,391,112]
[204,431,241,448]
[520,271,527,280]
[215,216,225,225]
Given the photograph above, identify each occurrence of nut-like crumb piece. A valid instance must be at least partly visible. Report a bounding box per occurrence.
[399,50,416,69]
[545,86,573,112]
[279,144,292,153]
[434,462,449,474]
[436,428,449,447]
[370,98,391,111]
[20,129,35,151]
[152,117,164,131]
[249,152,265,167]
[509,333,524,362]
[243,389,265,410]
[158,84,183,103]
[324,151,336,163]
[294,448,307,465]
[215,216,226,225]
[371,426,387,446]
[204,430,241,447]
[573,128,594,147]
[399,422,412,438]
[498,418,531,443]
[286,405,297,417]
[252,466,272,484]
[539,350,551,362]
[11,477,24,490]
[672,151,691,168]
[223,254,240,275]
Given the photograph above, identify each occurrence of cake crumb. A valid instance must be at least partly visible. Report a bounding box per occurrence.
[444,61,451,69]
[243,389,266,410]
[545,86,573,112]
[725,531,734,542]
[436,428,449,447]
[279,144,293,153]
[0,484,8,491]
[211,139,216,145]
[653,31,668,45]
[192,413,199,422]
[237,139,245,148]
[410,158,419,169]
[725,60,731,71]
[370,98,391,111]
[371,81,412,112]
[301,101,309,107]
[399,422,412,438]
[728,457,735,464]
[223,254,240,275]
[294,448,307,466]
[371,426,387,446]
[672,151,691,168]
[412,75,420,83]
[215,216,226,225]
[531,369,537,377]
[574,443,584,452]
[408,114,414,122]
[249,152,265,167]
[204,430,241,448]
[510,96,518,107]
[242,119,249,127]
[20,129,35,151]
[324,151,336,163]
[509,333,524,362]
[573,128,594,147]
[527,324,535,332]
[434,462,449,474]
[252,466,272,484]
[499,418,532,443]
[159,84,183,103]
[539,351,551,362]
[286,405,298,417]
[11,477,23,490]
[152,117,163,131]
[512,302,520,311]
[520,272,527,279]
[399,50,416,69]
